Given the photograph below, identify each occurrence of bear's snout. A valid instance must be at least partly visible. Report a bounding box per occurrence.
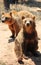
[1,15,5,23]
[25,21,30,26]
[27,23,30,26]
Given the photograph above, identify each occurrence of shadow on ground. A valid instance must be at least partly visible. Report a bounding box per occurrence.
[24,0,41,8]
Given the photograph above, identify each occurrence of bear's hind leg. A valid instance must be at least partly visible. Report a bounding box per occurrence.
[31,40,39,57]
[14,39,23,63]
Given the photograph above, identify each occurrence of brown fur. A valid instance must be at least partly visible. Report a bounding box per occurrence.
[14,18,38,62]
[18,10,35,20]
[1,11,21,38]
[1,10,35,39]
[8,20,20,37]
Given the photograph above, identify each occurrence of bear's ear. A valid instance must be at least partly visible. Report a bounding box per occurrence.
[2,13,4,14]
[2,12,4,15]
[32,15,35,20]
[22,16,25,20]
[10,12,12,17]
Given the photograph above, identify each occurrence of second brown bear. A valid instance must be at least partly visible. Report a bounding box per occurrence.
[14,17,39,62]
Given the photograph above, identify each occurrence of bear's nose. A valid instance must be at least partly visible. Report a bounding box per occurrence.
[2,20,4,23]
[27,23,30,26]
[26,21,30,26]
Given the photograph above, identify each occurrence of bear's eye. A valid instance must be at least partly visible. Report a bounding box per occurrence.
[30,20,32,24]
[5,17,10,20]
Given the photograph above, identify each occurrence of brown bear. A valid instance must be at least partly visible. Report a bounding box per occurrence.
[1,11,22,39]
[1,10,35,39]
[14,17,39,62]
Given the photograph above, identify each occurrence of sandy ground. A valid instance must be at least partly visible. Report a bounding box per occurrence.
[0,0,41,65]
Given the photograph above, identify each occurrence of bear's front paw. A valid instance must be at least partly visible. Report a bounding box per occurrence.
[32,51,40,57]
[18,57,24,64]
[10,35,15,39]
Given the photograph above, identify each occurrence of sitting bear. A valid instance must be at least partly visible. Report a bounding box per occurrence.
[14,17,39,62]
[1,11,22,39]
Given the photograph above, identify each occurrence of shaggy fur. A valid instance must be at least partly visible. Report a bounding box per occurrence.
[1,11,22,38]
[18,10,35,20]
[14,18,38,62]
[1,10,35,39]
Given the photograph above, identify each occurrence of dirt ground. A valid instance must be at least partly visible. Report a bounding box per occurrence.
[0,0,41,65]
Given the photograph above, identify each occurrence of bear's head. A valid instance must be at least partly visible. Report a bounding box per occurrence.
[1,12,14,25]
[23,16,36,34]
[1,11,18,25]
